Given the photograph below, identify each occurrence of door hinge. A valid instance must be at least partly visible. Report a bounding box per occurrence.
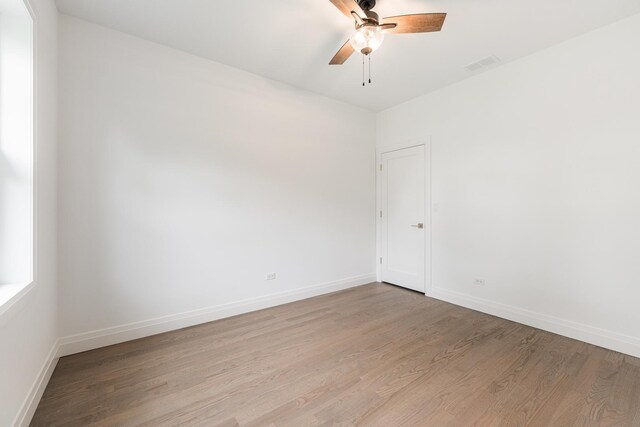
[379,257,383,264]
[379,164,382,171]
[379,210,382,218]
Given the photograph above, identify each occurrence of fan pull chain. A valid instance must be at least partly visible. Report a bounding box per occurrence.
[360,54,373,86]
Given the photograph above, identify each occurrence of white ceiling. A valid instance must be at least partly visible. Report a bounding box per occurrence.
[55,0,640,111]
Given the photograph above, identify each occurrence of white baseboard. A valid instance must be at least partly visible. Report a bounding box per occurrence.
[58,274,376,357]
[13,340,60,427]
[430,287,640,359]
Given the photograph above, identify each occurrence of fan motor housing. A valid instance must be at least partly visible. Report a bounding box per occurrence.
[357,0,376,11]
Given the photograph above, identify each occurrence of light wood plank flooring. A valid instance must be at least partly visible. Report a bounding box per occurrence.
[32,283,640,426]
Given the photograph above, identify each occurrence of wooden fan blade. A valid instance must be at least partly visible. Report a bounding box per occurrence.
[329,0,366,20]
[382,13,446,34]
[329,40,355,65]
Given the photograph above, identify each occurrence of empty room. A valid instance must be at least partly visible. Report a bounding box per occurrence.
[1,0,640,425]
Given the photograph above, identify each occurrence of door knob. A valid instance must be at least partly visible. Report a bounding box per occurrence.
[411,223,424,229]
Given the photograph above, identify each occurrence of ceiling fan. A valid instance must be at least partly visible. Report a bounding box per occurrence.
[328,0,447,66]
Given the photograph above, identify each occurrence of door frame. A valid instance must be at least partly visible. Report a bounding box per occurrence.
[376,139,431,295]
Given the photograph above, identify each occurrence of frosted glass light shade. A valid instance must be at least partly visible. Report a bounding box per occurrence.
[350,25,384,55]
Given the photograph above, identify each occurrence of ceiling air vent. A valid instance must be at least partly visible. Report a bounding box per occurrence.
[465,55,501,72]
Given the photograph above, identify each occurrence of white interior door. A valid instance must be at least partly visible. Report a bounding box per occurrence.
[380,146,425,292]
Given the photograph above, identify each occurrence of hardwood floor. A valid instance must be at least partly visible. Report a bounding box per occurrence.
[32,283,640,426]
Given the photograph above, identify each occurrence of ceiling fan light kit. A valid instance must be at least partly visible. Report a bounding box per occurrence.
[328,0,447,86]
[350,25,384,55]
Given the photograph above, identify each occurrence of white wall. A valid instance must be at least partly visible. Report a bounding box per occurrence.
[377,13,640,357]
[0,0,58,425]
[57,16,376,351]
[0,2,33,286]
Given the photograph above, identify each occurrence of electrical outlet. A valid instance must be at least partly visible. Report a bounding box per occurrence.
[266,273,276,281]
[474,278,485,286]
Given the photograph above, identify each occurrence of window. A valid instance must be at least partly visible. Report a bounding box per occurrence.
[0,0,34,308]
